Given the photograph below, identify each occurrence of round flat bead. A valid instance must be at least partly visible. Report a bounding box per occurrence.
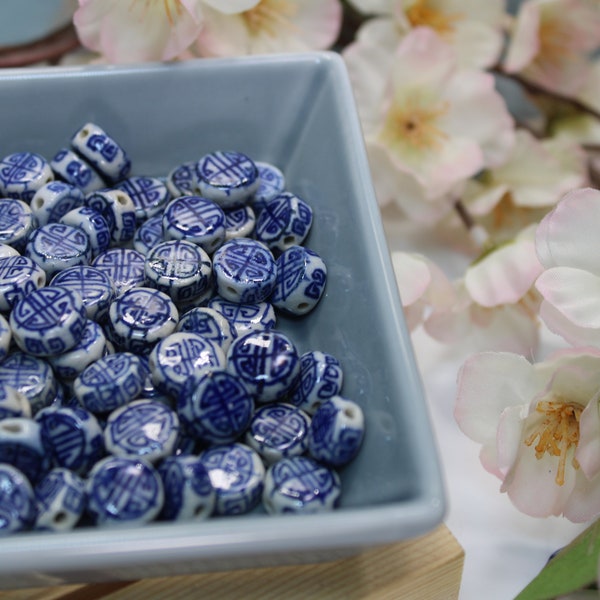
[0,313,11,362]
[85,189,137,246]
[104,399,179,464]
[0,385,31,420]
[0,244,19,259]
[262,456,341,515]
[162,195,226,254]
[227,330,300,403]
[245,403,311,464]
[145,240,212,305]
[51,148,105,194]
[0,199,35,250]
[166,161,199,198]
[207,296,276,336]
[0,255,47,312]
[177,368,254,445]
[0,464,36,534]
[51,265,114,321]
[34,467,86,531]
[271,245,327,316]
[92,247,146,297]
[255,192,313,253]
[0,152,54,202]
[115,176,169,223]
[213,238,277,304]
[30,181,85,226]
[176,280,215,313]
[196,151,260,209]
[70,122,132,183]
[86,456,164,527]
[133,214,164,255]
[251,161,286,216]
[199,443,264,516]
[157,455,215,521]
[37,405,105,475]
[176,307,237,353]
[60,206,111,258]
[225,205,256,240]
[74,352,146,414]
[0,417,50,485]
[289,351,344,414]
[0,352,57,415]
[10,286,86,357]
[107,287,178,356]
[307,396,365,468]
[149,332,225,400]
[25,222,92,277]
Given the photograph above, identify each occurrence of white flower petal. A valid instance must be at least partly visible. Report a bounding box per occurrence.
[450,18,504,69]
[563,471,600,522]
[576,396,600,481]
[503,0,540,73]
[391,252,432,306]
[345,0,393,14]
[539,300,600,347]
[201,0,260,14]
[495,404,527,479]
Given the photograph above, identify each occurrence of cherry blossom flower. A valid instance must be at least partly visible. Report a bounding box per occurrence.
[455,347,600,521]
[195,0,343,57]
[535,188,600,347]
[346,0,506,69]
[503,0,600,98]
[342,27,514,216]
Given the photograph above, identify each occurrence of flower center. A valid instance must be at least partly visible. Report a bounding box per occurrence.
[405,0,461,37]
[537,15,576,67]
[242,0,296,38]
[524,400,582,486]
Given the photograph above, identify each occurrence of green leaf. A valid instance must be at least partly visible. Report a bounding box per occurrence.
[515,519,600,600]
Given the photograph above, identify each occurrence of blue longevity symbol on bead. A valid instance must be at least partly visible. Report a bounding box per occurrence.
[163,196,226,245]
[0,464,35,534]
[167,161,198,197]
[197,151,258,190]
[0,199,32,245]
[208,297,276,333]
[0,152,52,202]
[133,214,164,254]
[93,248,145,296]
[0,255,46,311]
[115,176,169,222]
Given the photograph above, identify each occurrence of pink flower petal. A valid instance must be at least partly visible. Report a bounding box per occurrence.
[539,300,600,347]
[577,397,600,481]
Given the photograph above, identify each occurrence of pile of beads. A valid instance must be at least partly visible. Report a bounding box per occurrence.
[0,123,365,534]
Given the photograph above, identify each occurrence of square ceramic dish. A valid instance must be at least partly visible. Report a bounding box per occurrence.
[0,52,445,588]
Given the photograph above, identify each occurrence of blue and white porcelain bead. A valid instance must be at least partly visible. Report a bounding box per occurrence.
[51,265,115,322]
[92,248,146,297]
[144,240,212,305]
[307,396,365,468]
[0,256,46,313]
[250,161,286,216]
[25,222,92,278]
[162,195,226,255]
[290,351,344,414]
[158,455,215,522]
[107,287,179,356]
[115,176,170,223]
[104,399,179,464]
[133,214,164,255]
[0,151,54,202]
[149,332,225,400]
[0,417,50,485]
[137,357,172,408]
[175,279,215,313]
[10,286,86,357]
[60,206,111,258]
[227,330,300,403]
[51,148,105,194]
[196,150,260,209]
[37,405,105,475]
[207,296,276,336]
[86,456,164,527]
[70,122,132,184]
[0,199,35,251]
[177,368,254,445]
[255,192,314,253]
[0,385,31,420]
[30,181,85,226]
[262,456,341,515]
[0,464,36,535]
[225,205,256,240]
[271,246,327,316]
[85,189,137,246]
[47,320,109,381]
[213,238,277,304]
[0,352,57,415]
[199,442,264,516]
[34,467,86,531]
[0,243,19,259]
[166,161,200,198]
[0,313,11,361]
[176,307,237,354]
[245,403,311,464]
[74,352,146,414]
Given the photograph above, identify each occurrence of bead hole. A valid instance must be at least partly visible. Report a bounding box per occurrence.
[283,235,295,245]
[116,194,129,206]
[54,511,68,524]
[297,302,309,310]
[344,407,355,419]
[33,197,44,209]
[193,504,206,517]
[1,422,21,434]
[80,128,90,138]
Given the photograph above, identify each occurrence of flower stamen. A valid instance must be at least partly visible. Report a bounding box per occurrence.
[242,0,297,38]
[405,0,462,38]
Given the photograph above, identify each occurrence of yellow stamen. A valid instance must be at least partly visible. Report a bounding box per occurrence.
[524,400,582,486]
[129,0,183,26]
[405,0,462,38]
[242,0,297,38]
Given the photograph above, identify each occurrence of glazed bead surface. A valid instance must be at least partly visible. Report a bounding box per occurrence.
[0,244,19,259]
[60,206,111,258]
[0,385,31,420]
[0,313,11,361]
[92,247,146,297]
[166,161,199,198]
[115,175,169,223]
[0,199,35,250]
[207,297,276,336]
[0,255,46,312]
[51,148,105,194]
[85,189,137,246]
[0,151,54,202]
[176,307,237,353]
[132,214,163,255]
[224,205,256,240]
[251,161,286,216]
[30,181,85,226]
[0,464,36,535]
[262,456,341,515]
